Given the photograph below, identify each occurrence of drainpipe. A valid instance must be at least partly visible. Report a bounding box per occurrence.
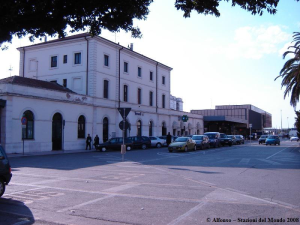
[84,37,89,95]
[22,47,25,77]
[118,47,124,108]
[156,62,158,113]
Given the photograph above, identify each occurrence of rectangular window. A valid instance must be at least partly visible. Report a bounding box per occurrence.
[124,62,128,73]
[104,80,109,99]
[124,85,128,102]
[74,53,81,64]
[51,56,57,68]
[149,91,153,106]
[138,88,142,104]
[162,94,165,108]
[150,71,153,81]
[63,79,67,88]
[63,55,67,64]
[104,54,109,67]
[162,76,165,85]
[138,67,142,77]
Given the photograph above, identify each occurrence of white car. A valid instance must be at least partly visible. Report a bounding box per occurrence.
[149,136,167,148]
[290,137,299,142]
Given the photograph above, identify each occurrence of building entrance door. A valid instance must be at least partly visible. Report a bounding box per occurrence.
[52,113,62,150]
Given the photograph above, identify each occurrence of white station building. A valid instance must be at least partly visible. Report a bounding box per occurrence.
[0,33,204,153]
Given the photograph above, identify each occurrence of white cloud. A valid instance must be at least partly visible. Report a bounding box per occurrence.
[225,25,290,59]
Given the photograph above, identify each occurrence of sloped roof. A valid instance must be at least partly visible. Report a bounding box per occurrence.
[0,76,76,93]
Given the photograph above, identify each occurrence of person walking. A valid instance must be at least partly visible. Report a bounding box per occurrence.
[166,132,172,146]
[93,135,100,149]
[86,134,92,150]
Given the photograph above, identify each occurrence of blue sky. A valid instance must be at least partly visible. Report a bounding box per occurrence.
[0,0,299,129]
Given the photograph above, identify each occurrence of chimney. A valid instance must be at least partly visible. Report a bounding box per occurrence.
[130,43,133,51]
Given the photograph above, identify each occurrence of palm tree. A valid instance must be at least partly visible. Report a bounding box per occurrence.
[275,32,300,107]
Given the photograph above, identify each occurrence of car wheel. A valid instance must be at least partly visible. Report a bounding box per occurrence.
[229,143,232,147]
[141,144,147,150]
[156,143,162,148]
[169,149,172,152]
[127,146,132,151]
[184,146,188,152]
[0,179,5,197]
[101,147,106,152]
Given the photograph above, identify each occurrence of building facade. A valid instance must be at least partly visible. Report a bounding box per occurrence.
[0,33,204,153]
[191,104,272,137]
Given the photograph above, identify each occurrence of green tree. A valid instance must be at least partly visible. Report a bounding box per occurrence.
[275,32,300,107]
[1,0,298,49]
[294,110,300,138]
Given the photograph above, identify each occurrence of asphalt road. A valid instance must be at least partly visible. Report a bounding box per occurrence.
[1,140,300,225]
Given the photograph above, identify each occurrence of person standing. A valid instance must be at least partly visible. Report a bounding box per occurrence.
[166,132,172,146]
[86,134,92,150]
[94,135,100,149]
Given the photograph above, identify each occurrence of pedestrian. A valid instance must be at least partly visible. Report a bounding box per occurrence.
[94,135,100,149]
[86,134,92,150]
[166,132,172,146]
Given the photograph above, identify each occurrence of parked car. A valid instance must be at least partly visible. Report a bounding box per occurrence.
[290,137,299,142]
[258,135,269,144]
[204,132,221,148]
[219,133,233,146]
[149,136,167,148]
[192,135,210,150]
[0,145,12,197]
[168,137,196,152]
[159,135,178,143]
[96,137,133,152]
[235,135,244,144]
[266,135,280,146]
[227,135,237,145]
[128,136,151,149]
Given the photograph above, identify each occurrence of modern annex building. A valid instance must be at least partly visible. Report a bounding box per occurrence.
[0,33,204,154]
[191,105,272,137]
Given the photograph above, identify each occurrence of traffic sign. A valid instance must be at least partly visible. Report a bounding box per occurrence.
[21,117,27,125]
[118,108,131,119]
[119,120,130,130]
[182,115,189,122]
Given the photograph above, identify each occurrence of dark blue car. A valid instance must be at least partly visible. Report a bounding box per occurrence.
[0,145,12,197]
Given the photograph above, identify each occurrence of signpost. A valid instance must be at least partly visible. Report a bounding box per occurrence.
[118,108,131,161]
[249,123,252,145]
[21,117,27,155]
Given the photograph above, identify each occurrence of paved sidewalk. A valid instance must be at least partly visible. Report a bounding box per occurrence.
[7,149,97,158]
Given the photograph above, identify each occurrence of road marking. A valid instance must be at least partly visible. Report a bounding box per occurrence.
[103,183,140,192]
[257,159,282,165]
[167,201,208,225]
[238,158,250,165]
[266,147,289,159]
[57,194,116,213]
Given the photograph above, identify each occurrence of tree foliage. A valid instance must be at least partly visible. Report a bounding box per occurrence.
[0,0,299,49]
[294,110,300,138]
[275,32,300,107]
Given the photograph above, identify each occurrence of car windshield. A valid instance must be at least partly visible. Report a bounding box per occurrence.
[227,135,232,138]
[261,135,268,138]
[235,136,240,139]
[268,136,277,139]
[192,136,203,140]
[205,134,216,139]
[220,134,227,138]
[175,137,188,142]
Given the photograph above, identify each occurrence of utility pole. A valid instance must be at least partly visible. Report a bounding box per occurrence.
[281,110,282,133]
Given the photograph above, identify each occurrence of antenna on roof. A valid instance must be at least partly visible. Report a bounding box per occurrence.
[8,65,13,77]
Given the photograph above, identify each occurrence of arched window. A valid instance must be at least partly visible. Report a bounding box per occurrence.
[103,117,109,142]
[137,120,142,136]
[162,122,167,136]
[22,110,34,139]
[78,115,85,138]
[149,121,153,136]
